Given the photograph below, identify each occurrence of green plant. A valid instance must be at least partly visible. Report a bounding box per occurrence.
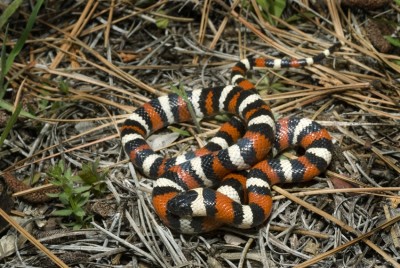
[0,0,43,148]
[47,160,107,229]
[243,0,286,25]
[78,159,107,196]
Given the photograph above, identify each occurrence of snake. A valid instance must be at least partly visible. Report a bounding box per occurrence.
[121,43,339,234]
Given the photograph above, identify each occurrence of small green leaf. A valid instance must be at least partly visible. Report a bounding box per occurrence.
[58,192,70,205]
[70,175,83,183]
[58,80,70,94]
[270,0,286,18]
[39,100,49,110]
[256,0,269,12]
[91,183,107,196]
[64,167,72,179]
[49,179,63,186]
[256,0,286,25]
[72,185,92,194]
[57,160,65,172]
[52,209,73,217]
[73,208,86,218]
[78,159,106,184]
[286,11,314,23]
[392,60,400,66]
[46,193,60,198]
[72,223,83,230]
[214,114,231,122]
[76,199,89,209]
[155,11,169,29]
[384,36,400,48]
[156,17,169,29]
[167,126,191,137]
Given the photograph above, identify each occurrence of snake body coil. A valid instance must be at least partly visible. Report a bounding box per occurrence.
[121,44,339,233]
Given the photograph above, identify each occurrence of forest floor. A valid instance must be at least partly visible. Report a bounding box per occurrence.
[0,1,399,267]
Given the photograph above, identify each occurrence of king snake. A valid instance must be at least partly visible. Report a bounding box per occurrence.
[121,43,339,234]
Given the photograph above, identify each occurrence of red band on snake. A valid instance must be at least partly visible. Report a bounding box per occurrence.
[121,44,339,233]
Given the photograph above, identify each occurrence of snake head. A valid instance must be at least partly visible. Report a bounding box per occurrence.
[167,189,204,217]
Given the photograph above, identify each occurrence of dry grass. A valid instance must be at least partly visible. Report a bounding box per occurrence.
[0,1,399,267]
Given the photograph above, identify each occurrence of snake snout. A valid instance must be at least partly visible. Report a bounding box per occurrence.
[167,190,199,217]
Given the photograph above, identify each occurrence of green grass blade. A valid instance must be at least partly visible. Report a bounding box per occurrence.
[0,101,22,147]
[5,0,44,74]
[0,24,8,99]
[0,0,24,31]
[0,99,36,119]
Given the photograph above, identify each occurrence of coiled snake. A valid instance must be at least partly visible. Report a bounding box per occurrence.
[121,44,339,233]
